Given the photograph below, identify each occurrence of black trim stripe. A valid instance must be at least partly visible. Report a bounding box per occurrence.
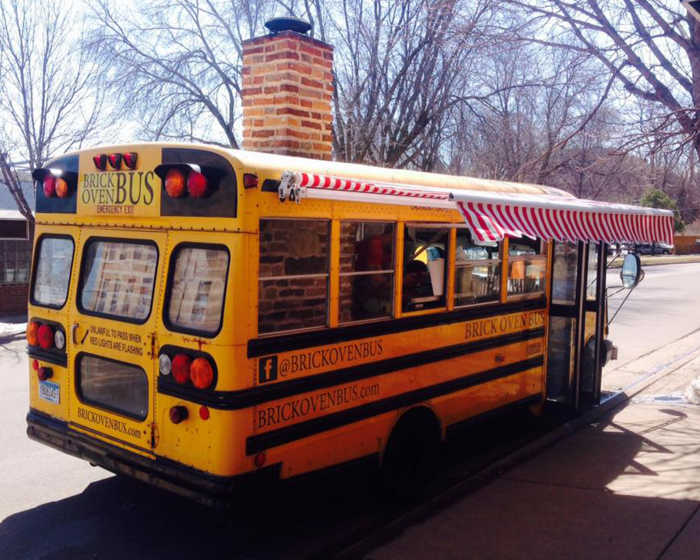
[159,327,545,410]
[28,347,68,367]
[246,356,544,454]
[248,298,546,358]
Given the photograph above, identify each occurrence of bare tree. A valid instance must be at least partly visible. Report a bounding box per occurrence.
[0,0,106,231]
[89,0,290,148]
[505,0,700,161]
[328,0,494,168]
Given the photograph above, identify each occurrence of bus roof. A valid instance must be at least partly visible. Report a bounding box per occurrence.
[228,148,571,198]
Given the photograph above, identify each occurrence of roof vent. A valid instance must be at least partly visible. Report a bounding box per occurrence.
[265,17,312,35]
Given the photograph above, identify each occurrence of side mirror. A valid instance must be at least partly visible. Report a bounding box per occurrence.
[621,253,644,289]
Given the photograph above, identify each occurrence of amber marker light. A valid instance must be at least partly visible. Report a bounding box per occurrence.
[27,321,40,346]
[55,177,69,198]
[190,357,214,389]
[165,168,186,198]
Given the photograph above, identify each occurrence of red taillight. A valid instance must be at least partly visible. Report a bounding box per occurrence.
[123,152,137,169]
[32,359,39,371]
[199,406,210,420]
[93,154,107,170]
[55,177,69,198]
[169,405,188,424]
[171,353,192,385]
[108,153,122,170]
[243,173,258,189]
[187,171,208,198]
[165,168,186,198]
[37,324,54,350]
[37,367,53,381]
[254,452,266,468]
[190,357,214,389]
[43,176,56,198]
[27,321,40,346]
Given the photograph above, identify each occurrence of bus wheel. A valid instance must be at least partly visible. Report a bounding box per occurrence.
[380,408,441,501]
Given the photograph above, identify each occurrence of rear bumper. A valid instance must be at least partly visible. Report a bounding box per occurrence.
[26,409,279,507]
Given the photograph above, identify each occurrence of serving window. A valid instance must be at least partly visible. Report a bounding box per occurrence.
[166,245,229,335]
[258,219,330,334]
[78,239,158,322]
[402,225,448,312]
[454,229,500,306]
[339,221,394,323]
[507,237,546,297]
[32,236,74,308]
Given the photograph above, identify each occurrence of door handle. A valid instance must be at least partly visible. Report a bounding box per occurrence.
[72,323,80,345]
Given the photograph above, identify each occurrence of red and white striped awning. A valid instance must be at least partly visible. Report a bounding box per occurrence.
[280,171,674,246]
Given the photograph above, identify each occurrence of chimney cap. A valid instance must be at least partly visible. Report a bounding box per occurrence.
[265,17,312,35]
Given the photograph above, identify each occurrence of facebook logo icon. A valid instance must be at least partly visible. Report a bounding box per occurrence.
[259,356,278,383]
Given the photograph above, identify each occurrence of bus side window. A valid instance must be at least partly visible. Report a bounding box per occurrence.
[454,229,501,306]
[258,219,330,334]
[507,238,546,297]
[166,245,229,336]
[402,226,448,312]
[339,221,394,323]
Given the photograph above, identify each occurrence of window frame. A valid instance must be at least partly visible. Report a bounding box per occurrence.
[30,233,75,310]
[338,219,396,326]
[258,217,331,336]
[453,225,502,309]
[77,236,159,325]
[162,242,230,338]
[75,352,148,421]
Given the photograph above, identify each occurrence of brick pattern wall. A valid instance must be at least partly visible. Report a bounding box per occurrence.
[673,235,698,254]
[258,219,329,333]
[241,30,334,160]
[0,283,28,314]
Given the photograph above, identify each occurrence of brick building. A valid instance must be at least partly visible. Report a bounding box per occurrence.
[0,172,34,314]
[0,210,31,314]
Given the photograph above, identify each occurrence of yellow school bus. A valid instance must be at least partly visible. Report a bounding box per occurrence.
[25,143,672,504]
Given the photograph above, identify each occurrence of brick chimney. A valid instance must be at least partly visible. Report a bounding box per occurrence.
[241,17,333,160]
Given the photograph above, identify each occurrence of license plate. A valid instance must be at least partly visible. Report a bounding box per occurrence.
[39,381,60,404]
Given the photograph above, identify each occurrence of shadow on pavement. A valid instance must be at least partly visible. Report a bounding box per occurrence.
[5,404,697,560]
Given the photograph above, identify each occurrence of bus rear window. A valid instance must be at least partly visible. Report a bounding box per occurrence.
[32,236,74,308]
[77,354,148,420]
[166,245,229,335]
[79,240,157,322]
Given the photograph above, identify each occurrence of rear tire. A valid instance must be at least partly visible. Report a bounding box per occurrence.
[380,408,441,502]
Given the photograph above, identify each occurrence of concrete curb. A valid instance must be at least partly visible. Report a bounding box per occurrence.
[332,347,700,560]
[608,256,700,269]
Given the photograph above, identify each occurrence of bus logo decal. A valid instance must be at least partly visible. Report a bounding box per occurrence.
[259,356,278,383]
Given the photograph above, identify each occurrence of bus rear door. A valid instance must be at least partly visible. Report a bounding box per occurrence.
[67,229,167,455]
